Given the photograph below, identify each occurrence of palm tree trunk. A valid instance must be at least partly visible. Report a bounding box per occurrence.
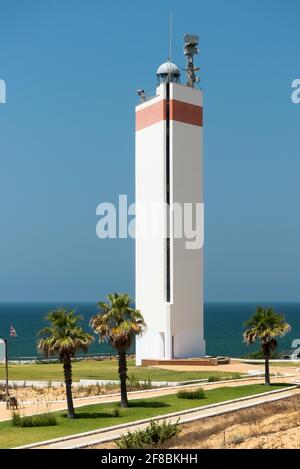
[264,354,271,386]
[63,355,75,418]
[118,350,128,408]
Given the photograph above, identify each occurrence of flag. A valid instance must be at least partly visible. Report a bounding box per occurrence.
[10,325,17,337]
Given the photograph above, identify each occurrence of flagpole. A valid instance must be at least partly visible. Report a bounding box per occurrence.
[4,339,9,398]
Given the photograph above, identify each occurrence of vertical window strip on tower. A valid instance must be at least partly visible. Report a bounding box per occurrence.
[166,83,171,302]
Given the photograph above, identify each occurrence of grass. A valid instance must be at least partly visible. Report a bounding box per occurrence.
[269,362,300,367]
[0,383,289,449]
[0,359,240,383]
[243,361,300,367]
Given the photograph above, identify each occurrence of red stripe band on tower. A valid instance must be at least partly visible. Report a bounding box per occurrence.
[170,99,203,127]
[136,99,202,131]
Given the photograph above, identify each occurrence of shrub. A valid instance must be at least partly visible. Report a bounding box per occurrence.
[12,412,57,427]
[112,407,121,417]
[11,412,22,426]
[177,388,205,400]
[229,433,245,445]
[208,375,221,382]
[117,419,180,449]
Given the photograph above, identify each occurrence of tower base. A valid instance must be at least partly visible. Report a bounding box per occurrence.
[135,332,206,366]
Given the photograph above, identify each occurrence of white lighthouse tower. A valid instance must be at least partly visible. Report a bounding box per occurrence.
[135,35,205,365]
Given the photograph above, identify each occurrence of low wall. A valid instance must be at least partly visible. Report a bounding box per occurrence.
[141,357,230,366]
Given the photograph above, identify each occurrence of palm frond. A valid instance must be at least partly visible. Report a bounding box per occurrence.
[243,306,291,352]
[37,309,94,360]
[90,293,146,353]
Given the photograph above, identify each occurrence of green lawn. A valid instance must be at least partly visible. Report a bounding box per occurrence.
[0,383,289,449]
[269,362,300,367]
[243,361,300,368]
[1,359,240,383]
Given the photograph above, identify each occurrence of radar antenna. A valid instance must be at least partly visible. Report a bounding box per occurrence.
[183,34,200,88]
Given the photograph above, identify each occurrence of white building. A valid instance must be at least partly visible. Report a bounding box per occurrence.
[135,36,205,365]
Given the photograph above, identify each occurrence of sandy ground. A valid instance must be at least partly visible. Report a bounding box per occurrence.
[92,393,300,450]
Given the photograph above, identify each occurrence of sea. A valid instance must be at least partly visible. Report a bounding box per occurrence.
[0,302,299,359]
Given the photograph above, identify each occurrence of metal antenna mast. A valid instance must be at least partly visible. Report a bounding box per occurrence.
[169,13,173,61]
[183,34,200,88]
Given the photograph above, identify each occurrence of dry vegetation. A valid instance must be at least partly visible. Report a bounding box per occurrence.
[0,379,152,406]
[91,395,300,450]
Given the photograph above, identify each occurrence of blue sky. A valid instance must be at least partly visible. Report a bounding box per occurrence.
[0,0,299,302]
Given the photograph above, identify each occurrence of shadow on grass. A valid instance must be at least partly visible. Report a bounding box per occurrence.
[60,401,170,420]
[128,401,170,409]
[62,412,114,420]
[269,383,293,387]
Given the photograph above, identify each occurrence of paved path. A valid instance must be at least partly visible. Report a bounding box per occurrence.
[27,386,299,449]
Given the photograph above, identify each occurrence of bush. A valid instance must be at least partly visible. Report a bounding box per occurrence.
[12,412,57,427]
[176,388,205,399]
[117,419,180,449]
[208,375,221,382]
[11,412,22,426]
[112,407,121,417]
[229,433,245,445]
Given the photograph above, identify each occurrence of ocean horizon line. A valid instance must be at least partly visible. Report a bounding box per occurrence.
[0,300,299,305]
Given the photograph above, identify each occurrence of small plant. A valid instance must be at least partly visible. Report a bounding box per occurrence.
[208,375,221,382]
[230,373,242,380]
[112,407,121,417]
[117,419,180,449]
[177,388,205,400]
[12,412,57,427]
[229,433,245,445]
[11,411,22,427]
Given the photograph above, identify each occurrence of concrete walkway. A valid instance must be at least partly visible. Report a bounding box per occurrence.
[21,386,299,449]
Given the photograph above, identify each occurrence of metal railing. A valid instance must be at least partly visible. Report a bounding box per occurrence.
[0,352,136,365]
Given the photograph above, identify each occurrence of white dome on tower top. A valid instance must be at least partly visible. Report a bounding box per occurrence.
[156,61,181,76]
[156,61,181,84]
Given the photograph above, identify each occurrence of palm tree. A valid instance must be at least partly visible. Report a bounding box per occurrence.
[37,309,94,418]
[90,293,146,408]
[243,306,291,386]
